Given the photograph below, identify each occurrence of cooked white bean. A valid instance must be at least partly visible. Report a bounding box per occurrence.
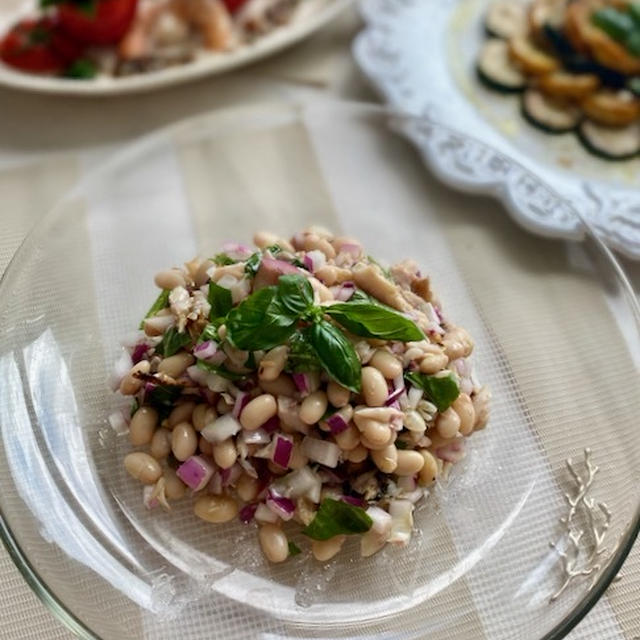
[334,424,360,451]
[194,495,238,523]
[259,374,296,397]
[168,401,196,428]
[404,410,426,433]
[395,450,425,476]
[213,438,237,469]
[418,450,439,486]
[171,422,198,461]
[119,360,150,395]
[371,445,398,473]
[154,269,186,290]
[419,350,449,374]
[158,352,194,378]
[236,473,259,502]
[452,393,475,436]
[258,524,289,563]
[436,408,461,439]
[192,405,216,432]
[370,350,403,379]
[163,468,186,500]
[345,444,368,463]
[472,386,491,430]
[299,391,328,425]
[302,234,336,259]
[443,327,474,360]
[216,397,232,415]
[124,452,162,485]
[312,535,346,561]
[258,345,288,382]
[327,381,350,407]
[240,394,277,431]
[129,406,158,446]
[150,429,172,459]
[361,367,388,407]
[359,419,392,448]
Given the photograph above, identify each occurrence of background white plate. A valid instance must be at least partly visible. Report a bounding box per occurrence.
[354,0,640,260]
[0,0,350,95]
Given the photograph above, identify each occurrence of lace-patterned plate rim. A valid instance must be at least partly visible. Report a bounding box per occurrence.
[353,0,640,261]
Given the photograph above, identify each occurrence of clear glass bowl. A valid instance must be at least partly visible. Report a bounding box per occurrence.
[0,101,638,640]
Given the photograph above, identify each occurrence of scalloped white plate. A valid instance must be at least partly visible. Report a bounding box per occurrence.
[354,0,640,260]
[0,0,350,95]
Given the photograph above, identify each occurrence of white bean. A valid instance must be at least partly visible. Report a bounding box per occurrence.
[150,429,172,459]
[236,473,259,502]
[395,450,425,476]
[371,445,398,473]
[124,452,162,485]
[312,535,346,561]
[327,380,351,407]
[361,367,388,407]
[119,360,150,395]
[163,468,186,500]
[171,422,198,461]
[258,524,289,563]
[168,401,196,428]
[258,345,288,382]
[154,269,186,290]
[129,406,158,446]
[436,408,460,439]
[259,374,296,397]
[418,450,439,486]
[158,352,194,378]
[334,424,360,451]
[370,349,403,379]
[453,393,475,436]
[240,394,277,431]
[194,495,238,523]
[213,438,237,469]
[299,391,328,425]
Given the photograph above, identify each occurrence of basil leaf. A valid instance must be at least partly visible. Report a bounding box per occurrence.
[302,498,372,541]
[155,327,192,358]
[288,541,301,557]
[139,289,170,329]
[592,8,634,42]
[277,274,314,316]
[286,331,322,373]
[64,59,97,79]
[307,321,361,393]
[630,3,640,27]
[226,287,298,351]
[198,323,218,344]
[244,252,262,277]
[130,399,139,417]
[405,370,460,412]
[350,289,375,304]
[196,360,247,381]
[212,253,235,266]
[208,281,233,321]
[146,383,183,416]
[326,302,424,342]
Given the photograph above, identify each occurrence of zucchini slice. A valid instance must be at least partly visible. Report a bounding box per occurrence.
[485,1,527,39]
[521,89,582,133]
[477,39,526,93]
[577,120,640,160]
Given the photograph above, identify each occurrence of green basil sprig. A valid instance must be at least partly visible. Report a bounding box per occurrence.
[155,327,192,358]
[225,274,423,393]
[196,359,247,381]
[244,252,262,277]
[405,370,460,413]
[302,498,372,541]
[326,302,424,342]
[208,281,233,322]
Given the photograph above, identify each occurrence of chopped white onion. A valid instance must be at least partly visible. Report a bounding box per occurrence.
[255,502,279,524]
[388,500,414,546]
[301,436,341,468]
[201,414,241,443]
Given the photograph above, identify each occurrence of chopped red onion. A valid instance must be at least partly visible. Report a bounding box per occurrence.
[326,412,349,435]
[385,386,405,407]
[341,495,366,507]
[238,503,258,524]
[240,428,270,445]
[254,257,300,290]
[108,410,129,435]
[221,463,242,487]
[131,343,148,364]
[176,456,215,491]
[333,282,356,302]
[339,243,361,257]
[110,350,133,391]
[186,364,209,386]
[302,249,326,273]
[266,490,296,521]
[261,414,280,433]
[201,414,241,443]
[301,436,341,468]
[194,340,218,361]
[143,486,159,510]
[292,372,310,395]
[222,242,252,260]
[238,457,258,478]
[232,391,250,419]
[397,475,417,493]
[255,502,279,523]
[272,434,293,468]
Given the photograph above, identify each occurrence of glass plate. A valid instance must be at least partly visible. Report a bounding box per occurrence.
[0,101,638,640]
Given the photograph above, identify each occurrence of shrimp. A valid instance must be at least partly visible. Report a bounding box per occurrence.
[174,0,237,51]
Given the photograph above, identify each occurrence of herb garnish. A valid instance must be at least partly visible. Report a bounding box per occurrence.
[155,327,192,358]
[139,289,170,329]
[302,498,372,540]
[405,370,460,412]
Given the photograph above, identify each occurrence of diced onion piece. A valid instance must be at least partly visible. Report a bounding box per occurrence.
[108,410,129,435]
[232,391,250,419]
[388,500,414,546]
[201,414,241,443]
[271,466,322,503]
[131,343,148,364]
[385,386,405,407]
[222,242,252,260]
[333,281,356,302]
[221,463,242,487]
[176,456,215,491]
[261,414,280,433]
[240,428,270,445]
[301,436,341,468]
[397,475,417,493]
[143,486,159,510]
[255,502,279,523]
[367,506,393,537]
[292,373,310,395]
[266,490,296,521]
[435,440,466,463]
[110,350,133,391]
[326,412,349,435]
[272,434,293,468]
[217,274,238,289]
[186,364,209,385]
[341,495,365,507]
[338,242,361,258]
[208,472,223,495]
[238,503,257,523]
[407,386,423,409]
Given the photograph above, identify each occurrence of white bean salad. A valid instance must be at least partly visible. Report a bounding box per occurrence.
[113,227,490,563]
